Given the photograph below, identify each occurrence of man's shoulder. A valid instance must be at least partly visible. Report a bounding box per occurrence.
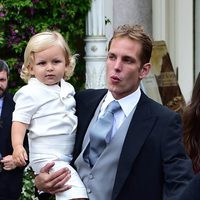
[140,92,179,117]
[75,88,107,98]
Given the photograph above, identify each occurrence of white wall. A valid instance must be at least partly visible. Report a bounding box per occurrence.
[105,0,152,41]
[152,0,194,103]
[195,0,200,79]
[113,0,152,35]
[104,0,194,103]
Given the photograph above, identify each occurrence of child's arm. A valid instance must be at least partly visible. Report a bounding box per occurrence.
[11,121,28,167]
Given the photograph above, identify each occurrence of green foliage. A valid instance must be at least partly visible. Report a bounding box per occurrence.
[19,166,56,200]
[0,0,92,93]
[18,167,39,200]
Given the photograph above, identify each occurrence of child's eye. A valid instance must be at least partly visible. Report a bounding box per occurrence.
[53,60,61,64]
[37,61,46,65]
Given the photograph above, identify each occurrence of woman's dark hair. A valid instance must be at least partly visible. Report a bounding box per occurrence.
[183,72,200,173]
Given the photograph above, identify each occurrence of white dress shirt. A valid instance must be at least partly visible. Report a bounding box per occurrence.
[99,86,141,139]
[0,97,3,117]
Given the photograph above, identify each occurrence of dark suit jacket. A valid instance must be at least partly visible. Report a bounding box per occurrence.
[73,89,193,200]
[0,92,27,200]
[178,172,200,200]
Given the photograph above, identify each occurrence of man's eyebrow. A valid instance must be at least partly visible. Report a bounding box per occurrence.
[122,55,136,60]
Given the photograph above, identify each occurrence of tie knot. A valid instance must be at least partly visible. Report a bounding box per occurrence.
[106,100,121,114]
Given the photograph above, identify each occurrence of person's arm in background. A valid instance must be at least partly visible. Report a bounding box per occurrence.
[1,155,17,170]
[1,125,29,171]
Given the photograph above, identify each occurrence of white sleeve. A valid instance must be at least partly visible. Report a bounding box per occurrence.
[12,86,39,124]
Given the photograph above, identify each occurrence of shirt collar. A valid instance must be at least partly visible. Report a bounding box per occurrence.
[102,86,141,117]
[0,97,4,117]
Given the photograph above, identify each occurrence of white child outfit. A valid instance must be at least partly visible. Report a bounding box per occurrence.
[12,78,88,200]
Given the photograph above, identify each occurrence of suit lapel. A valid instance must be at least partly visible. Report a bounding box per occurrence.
[112,92,158,199]
[0,92,15,154]
[1,92,14,119]
[73,89,107,160]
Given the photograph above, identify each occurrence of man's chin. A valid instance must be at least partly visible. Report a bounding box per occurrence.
[107,86,121,99]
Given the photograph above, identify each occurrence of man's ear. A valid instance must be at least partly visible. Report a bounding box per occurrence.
[139,63,151,79]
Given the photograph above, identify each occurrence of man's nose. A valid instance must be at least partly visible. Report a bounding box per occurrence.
[114,59,122,71]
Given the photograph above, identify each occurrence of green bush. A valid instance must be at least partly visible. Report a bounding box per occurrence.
[0,0,91,199]
[19,167,39,200]
[19,166,55,200]
[0,0,92,93]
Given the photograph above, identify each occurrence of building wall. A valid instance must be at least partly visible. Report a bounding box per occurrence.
[104,0,194,103]
[113,0,152,35]
[195,0,200,79]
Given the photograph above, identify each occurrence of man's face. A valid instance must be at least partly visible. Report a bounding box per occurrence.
[0,71,8,97]
[106,37,151,99]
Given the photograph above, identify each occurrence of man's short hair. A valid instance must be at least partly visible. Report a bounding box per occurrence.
[0,59,10,75]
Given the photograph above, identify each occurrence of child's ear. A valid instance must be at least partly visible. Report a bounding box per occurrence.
[29,65,34,75]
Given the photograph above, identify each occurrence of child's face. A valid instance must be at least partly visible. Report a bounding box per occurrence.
[30,45,67,85]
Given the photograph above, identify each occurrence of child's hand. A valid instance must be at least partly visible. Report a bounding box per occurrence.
[12,145,28,167]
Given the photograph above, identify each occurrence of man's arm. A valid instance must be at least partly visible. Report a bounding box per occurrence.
[162,113,193,199]
[35,162,72,194]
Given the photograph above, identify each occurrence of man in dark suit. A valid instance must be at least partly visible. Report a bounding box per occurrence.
[0,59,27,200]
[35,24,193,200]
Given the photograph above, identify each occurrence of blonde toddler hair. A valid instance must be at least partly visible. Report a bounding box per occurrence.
[21,31,76,83]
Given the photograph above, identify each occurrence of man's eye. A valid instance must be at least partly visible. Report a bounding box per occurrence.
[124,59,133,64]
[108,55,116,60]
[123,58,134,64]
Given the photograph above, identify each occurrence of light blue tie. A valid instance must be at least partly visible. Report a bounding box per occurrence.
[88,100,121,166]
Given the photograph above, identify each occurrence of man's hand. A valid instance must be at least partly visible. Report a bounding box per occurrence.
[1,155,17,171]
[35,162,72,194]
